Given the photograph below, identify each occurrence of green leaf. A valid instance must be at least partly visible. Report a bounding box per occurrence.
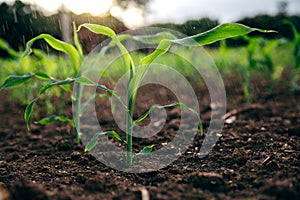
[78,23,116,38]
[23,33,80,74]
[59,83,72,92]
[133,102,203,135]
[0,73,35,89]
[78,23,135,77]
[24,78,75,129]
[176,23,275,46]
[75,76,128,112]
[84,131,125,152]
[98,32,178,57]
[73,22,83,58]
[38,115,57,124]
[75,76,96,86]
[38,115,75,127]
[35,72,53,80]
[0,37,18,58]
[141,23,275,66]
[25,97,39,130]
[135,145,153,156]
[282,20,299,42]
[75,76,112,93]
[80,93,98,114]
[117,32,177,44]
[39,78,75,95]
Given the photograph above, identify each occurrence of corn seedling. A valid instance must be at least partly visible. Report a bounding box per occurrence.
[257,39,284,94]
[77,23,272,167]
[0,22,84,143]
[0,23,272,167]
[282,20,300,93]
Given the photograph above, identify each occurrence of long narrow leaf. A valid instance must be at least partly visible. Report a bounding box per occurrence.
[84,131,125,152]
[25,78,76,129]
[133,102,203,135]
[23,34,80,73]
[0,73,35,89]
[0,38,18,58]
[78,23,116,38]
[135,145,153,156]
[127,23,275,104]
[25,97,39,130]
[73,22,83,58]
[282,20,299,42]
[141,23,275,66]
[34,72,53,80]
[39,78,75,95]
[177,23,274,46]
[78,23,135,76]
[75,76,128,112]
[38,115,75,127]
[75,76,113,93]
[80,93,98,115]
[97,31,178,57]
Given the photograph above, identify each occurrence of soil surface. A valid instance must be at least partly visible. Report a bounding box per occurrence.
[0,78,299,200]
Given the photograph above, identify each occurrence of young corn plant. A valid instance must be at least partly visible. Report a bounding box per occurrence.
[257,39,283,94]
[0,22,272,167]
[282,20,300,93]
[0,22,84,143]
[77,23,273,167]
[238,36,262,103]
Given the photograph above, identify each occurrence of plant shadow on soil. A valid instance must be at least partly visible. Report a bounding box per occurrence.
[0,77,299,200]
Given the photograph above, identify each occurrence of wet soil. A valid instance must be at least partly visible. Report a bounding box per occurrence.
[0,78,299,200]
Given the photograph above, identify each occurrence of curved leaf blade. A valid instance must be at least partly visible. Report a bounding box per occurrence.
[133,102,203,135]
[75,76,128,112]
[23,34,80,73]
[78,23,116,38]
[0,37,18,58]
[141,23,275,66]
[0,73,35,89]
[135,145,153,156]
[78,23,135,76]
[38,115,75,127]
[84,131,125,152]
[25,97,39,130]
[176,23,275,46]
[39,78,75,95]
[25,78,75,129]
[34,72,53,80]
[73,22,83,58]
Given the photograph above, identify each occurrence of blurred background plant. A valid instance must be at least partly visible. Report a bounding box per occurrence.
[0,0,299,106]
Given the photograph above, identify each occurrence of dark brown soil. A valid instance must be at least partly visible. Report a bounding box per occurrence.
[0,78,299,200]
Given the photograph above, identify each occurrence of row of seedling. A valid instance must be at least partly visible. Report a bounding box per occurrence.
[216,20,299,102]
[0,22,274,166]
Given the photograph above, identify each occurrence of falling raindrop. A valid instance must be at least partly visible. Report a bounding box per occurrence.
[22,35,25,47]
[2,24,5,35]
[32,9,37,19]
[12,7,18,23]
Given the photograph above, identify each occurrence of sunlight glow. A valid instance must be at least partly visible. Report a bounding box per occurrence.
[110,6,144,28]
[22,0,113,15]
[64,0,112,15]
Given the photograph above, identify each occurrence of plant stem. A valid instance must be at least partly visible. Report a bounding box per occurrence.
[126,68,135,167]
[74,82,82,143]
[126,103,133,167]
